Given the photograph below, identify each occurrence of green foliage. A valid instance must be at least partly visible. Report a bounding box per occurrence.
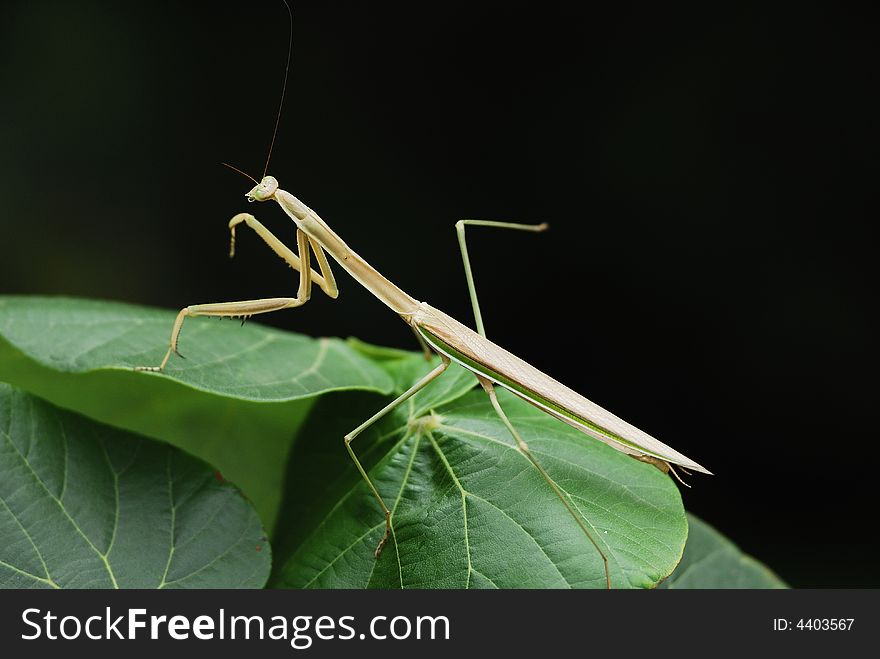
[271,346,689,587]
[662,514,787,588]
[0,296,779,588]
[273,382,687,588]
[0,296,393,528]
[0,383,269,588]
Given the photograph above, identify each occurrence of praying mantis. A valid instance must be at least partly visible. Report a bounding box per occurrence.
[137,2,710,589]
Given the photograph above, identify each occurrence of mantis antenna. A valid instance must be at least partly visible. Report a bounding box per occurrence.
[220,0,291,187]
[220,162,258,184]
[263,0,294,178]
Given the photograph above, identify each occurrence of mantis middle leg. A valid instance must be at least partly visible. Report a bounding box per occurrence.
[345,354,451,557]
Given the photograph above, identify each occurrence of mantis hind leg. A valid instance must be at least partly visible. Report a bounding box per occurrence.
[476,375,612,589]
[345,355,450,557]
[454,219,548,338]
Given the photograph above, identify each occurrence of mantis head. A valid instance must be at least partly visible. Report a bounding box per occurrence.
[246,176,278,202]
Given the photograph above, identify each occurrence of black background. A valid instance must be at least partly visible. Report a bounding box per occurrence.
[2,1,877,587]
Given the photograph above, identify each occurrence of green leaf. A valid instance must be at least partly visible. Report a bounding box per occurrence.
[0,383,270,589]
[661,514,787,588]
[0,296,393,529]
[272,362,687,589]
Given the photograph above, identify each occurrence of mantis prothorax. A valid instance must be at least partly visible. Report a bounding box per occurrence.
[137,1,710,589]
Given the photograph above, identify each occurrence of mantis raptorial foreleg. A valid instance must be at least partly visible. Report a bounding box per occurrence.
[344,354,451,557]
[138,218,337,372]
[229,212,338,298]
[455,219,548,338]
[476,375,612,589]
